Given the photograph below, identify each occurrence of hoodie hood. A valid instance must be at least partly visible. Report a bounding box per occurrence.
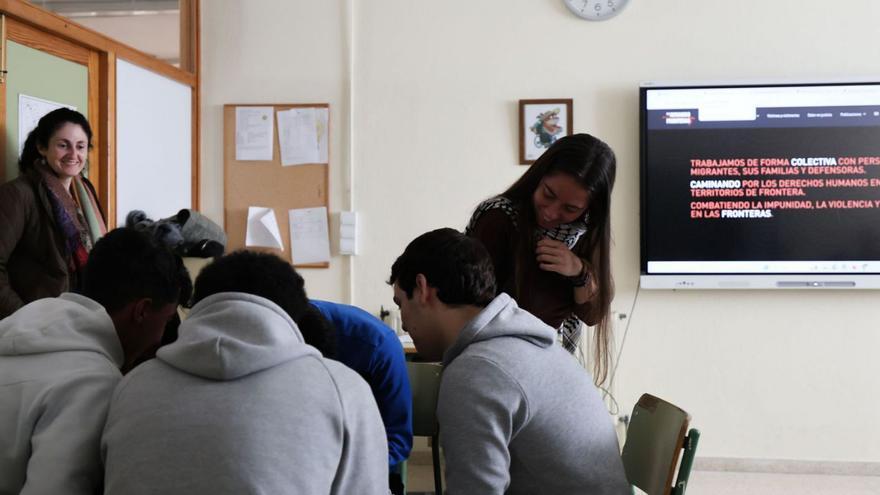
[0,293,124,368]
[443,293,556,366]
[158,292,321,380]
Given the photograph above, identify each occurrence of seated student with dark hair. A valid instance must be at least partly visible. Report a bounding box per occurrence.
[0,228,190,495]
[165,249,412,492]
[310,299,413,494]
[101,250,389,495]
[390,228,630,495]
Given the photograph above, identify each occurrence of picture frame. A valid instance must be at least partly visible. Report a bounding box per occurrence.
[519,99,573,165]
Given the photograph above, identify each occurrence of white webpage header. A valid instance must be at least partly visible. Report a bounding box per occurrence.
[646,84,880,111]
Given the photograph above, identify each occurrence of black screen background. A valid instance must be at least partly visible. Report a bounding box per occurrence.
[643,126,880,271]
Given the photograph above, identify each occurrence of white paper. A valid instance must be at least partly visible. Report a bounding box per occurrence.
[277,108,319,166]
[19,95,76,156]
[289,206,331,264]
[246,207,284,250]
[316,107,329,163]
[235,106,274,161]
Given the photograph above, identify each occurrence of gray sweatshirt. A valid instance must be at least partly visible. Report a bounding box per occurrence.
[101,292,389,495]
[0,293,123,495]
[439,293,630,495]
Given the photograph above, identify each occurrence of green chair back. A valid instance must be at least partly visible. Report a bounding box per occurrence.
[407,362,443,436]
[621,393,700,495]
[405,361,444,494]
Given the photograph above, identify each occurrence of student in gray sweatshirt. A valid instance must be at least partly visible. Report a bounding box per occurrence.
[0,228,191,495]
[102,250,389,494]
[390,228,631,495]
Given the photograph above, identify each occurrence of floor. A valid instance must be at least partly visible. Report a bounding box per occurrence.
[404,463,880,494]
[684,471,880,495]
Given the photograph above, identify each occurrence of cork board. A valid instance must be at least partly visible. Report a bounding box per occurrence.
[223,103,329,268]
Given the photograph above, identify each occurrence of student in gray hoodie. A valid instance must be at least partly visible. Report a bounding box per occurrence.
[390,228,631,495]
[102,250,389,494]
[0,228,191,495]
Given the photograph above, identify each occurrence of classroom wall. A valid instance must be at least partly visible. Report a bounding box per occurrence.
[202,0,880,463]
[201,0,351,302]
[77,12,180,65]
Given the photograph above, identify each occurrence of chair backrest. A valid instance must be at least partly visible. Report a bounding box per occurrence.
[406,361,443,437]
[621,393,692,495]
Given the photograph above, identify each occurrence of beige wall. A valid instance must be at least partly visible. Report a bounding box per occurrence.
[202,0,880,462]
[202,0,352,301]
[77,12,180,64]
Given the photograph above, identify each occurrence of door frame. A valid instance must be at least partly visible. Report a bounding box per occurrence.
[0,0,200,227]
[2,17,101,192]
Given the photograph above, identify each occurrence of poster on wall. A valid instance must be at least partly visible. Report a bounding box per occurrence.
[519,99,573,165]
[19,94,77,155]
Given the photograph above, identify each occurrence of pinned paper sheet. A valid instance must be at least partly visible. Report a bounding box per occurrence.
[246,207,284,250]
[235,107,274,161]
[289,206,330,265]
[316,107,329,164]
[277,108,319,166]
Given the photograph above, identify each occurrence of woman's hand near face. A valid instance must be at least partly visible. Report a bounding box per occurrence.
[535,238,583,277]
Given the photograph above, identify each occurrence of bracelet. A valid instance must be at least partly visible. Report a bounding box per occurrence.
[568,260,590,287]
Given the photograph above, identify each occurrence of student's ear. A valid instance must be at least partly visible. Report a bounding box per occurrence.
[413,274,436,305]
[131,298,153,324]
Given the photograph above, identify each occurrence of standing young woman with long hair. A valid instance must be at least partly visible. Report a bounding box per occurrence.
[466,133,616,384]
[0,108,106,319]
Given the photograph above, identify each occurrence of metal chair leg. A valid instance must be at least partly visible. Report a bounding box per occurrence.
[431,434,442,494]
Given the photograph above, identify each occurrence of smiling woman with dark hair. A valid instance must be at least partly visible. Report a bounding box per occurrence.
[466,133,616,384]
[0,108,106,319]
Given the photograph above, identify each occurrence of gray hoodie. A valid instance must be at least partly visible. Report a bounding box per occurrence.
[0,293,124,495]
[101,292,388,495]
[439,293,630,495]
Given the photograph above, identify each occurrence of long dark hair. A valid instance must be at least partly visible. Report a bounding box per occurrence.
[502,133,616,384]
[19,107,93,174]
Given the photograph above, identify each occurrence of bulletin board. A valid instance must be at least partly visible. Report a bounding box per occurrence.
[223,103,330,268]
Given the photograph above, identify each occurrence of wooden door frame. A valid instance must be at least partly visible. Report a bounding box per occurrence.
[0,0,200,227]
[4,18,102,196]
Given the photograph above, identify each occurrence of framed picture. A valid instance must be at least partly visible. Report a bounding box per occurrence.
[519,99,573,165]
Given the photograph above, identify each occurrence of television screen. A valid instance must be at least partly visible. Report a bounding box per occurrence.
[640,81,880,289]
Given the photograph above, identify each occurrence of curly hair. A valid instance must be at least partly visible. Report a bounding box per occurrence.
[83,228,191,313]
[191,250,337,357]
[19,108,93,174]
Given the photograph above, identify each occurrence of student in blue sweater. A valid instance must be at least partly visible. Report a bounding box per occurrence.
[310,300,413,494]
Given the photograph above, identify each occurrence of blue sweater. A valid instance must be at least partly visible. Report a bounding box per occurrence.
[311,300,413,470]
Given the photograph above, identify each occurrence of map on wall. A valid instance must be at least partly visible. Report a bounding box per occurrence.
[18,94,76,155]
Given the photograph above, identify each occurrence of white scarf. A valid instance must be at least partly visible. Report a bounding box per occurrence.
[466,196,586,353]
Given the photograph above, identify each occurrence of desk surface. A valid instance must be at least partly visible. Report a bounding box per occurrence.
[398,335,418,354]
